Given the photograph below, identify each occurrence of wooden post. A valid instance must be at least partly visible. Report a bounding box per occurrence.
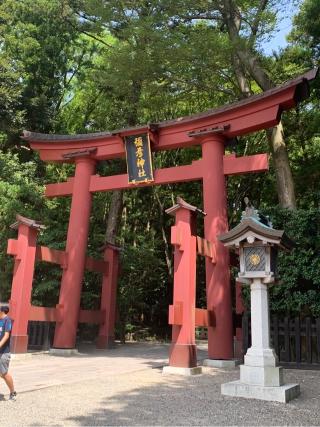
[235,280,245,358]
[7,216,43,353]
[202,135,233,360]
[53,156,96,349]
[166,199,198,368]
[96,243,120,348]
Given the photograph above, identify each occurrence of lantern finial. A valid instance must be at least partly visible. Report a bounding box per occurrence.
[242,197,260,221]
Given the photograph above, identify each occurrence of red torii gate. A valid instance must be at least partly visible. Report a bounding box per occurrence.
[14,69,316,361]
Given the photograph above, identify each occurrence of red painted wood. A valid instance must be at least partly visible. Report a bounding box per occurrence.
[85,257,108,274]
[10,336,29,354]
[6,239,18,256]
[236,280,245,314]
[36,245,108,274]
[45,178,74,197]
[223,153,268,175]
[97,245,120,348]
[46,162,203,196]
[235,280,245,358]
[25,84,300,162]
[195,308,216,327]
[169,305,216,327]
[79,309,104,324]
[53,157,96,349]
[45,154,268,197]
[29,305,58,322]
[169,208,198,368]
[157,105,281,150]
[202,135,233,360]
[196,236,216,262]
[9,223,39,353]
[168,303,183,325]
[35,246,67,267]
[27,306,103,324]
[90,160,203,192]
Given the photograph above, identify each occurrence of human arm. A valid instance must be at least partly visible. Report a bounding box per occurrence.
[0,318,12,350]
[0,332,10,349]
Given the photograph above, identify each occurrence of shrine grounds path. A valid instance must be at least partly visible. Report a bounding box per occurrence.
[2,342,320,426]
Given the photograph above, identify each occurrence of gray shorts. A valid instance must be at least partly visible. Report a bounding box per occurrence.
[0,353,11,375]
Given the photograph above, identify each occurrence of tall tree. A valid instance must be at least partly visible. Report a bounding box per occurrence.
[218,0,297,209]
[0,0,95,146]
[158,0,298,208]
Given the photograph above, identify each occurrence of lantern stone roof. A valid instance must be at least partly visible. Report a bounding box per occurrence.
[10,214,45,230]
[165,197,206,216]
[218,201,294,250]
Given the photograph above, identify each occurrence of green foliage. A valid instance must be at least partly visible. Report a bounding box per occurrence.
[0,151,45,299]
[261,207,320,316]
[116,242,169,340]
[290,0,320,59]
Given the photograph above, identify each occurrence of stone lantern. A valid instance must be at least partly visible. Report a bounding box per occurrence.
[218,199,300,403]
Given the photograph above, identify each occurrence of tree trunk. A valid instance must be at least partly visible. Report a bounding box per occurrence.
[220,0,297,209]
[232,54,252,98]
[154,191,173,278]
[105,190,123,244]
[267,123,296,208]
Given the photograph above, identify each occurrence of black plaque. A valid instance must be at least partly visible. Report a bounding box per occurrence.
[124,133,154,184]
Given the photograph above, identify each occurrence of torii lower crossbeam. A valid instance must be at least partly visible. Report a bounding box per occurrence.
[45,154,268,197]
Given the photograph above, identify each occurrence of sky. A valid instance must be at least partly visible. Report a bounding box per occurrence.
[262,2,301,55]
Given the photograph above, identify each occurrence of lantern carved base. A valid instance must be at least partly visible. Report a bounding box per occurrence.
[203,359,240,368]
[240,365,283,387]
[244,347,278,367]
[221,380,300,403]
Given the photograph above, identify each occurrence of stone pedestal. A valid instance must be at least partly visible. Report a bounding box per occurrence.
[49,348,79,357]
[221,381,300,403]
[203,359,240,369]
[162,366,202,376]
[221,279,300,403]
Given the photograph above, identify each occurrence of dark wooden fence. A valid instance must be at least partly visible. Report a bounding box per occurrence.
[25,314,320,366]
[243,313,320,368]
[27,321,55,350]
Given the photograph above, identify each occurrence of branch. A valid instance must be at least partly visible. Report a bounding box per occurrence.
[55,51,86,112]
[64,17,113,48]
[177,12,221,23]
[249,0,269,44]
[75,11,109,29]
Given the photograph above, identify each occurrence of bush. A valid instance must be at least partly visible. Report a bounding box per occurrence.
[242,207,320,316]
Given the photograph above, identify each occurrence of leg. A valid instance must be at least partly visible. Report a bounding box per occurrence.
[1,372,14,393]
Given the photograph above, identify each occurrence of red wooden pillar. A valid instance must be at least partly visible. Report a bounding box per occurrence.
[202,135,233,360]
[54,156,96,349]
[7,216,42,353]
[235,280,245,358]
[96,243,120,348]
[166,200,198,368]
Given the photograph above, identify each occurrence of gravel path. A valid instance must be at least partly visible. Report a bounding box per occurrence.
[2,364,320,426]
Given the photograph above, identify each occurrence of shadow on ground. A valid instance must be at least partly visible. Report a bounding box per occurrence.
[65,369,320,426]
